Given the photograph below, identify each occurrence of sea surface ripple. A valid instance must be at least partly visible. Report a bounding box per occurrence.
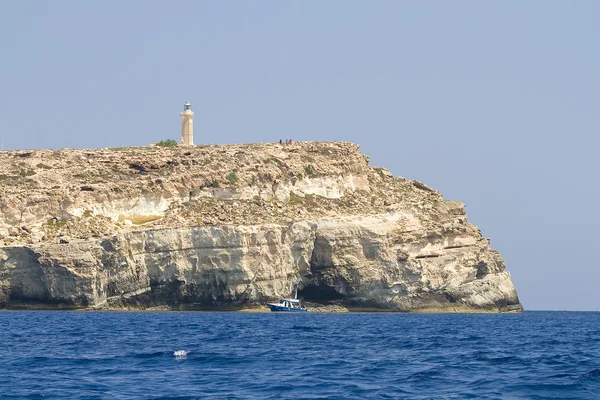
[0,311,599,399]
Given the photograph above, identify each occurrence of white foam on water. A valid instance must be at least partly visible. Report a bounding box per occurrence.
[173,350,189,359]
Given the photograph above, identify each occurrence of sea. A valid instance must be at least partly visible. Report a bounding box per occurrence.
[0,311,598,399]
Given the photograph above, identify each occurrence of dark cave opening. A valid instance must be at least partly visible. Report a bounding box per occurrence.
[298,284,344,301]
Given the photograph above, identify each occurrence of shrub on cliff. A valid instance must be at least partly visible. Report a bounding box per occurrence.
[304,165,315,176]
[226,172,238,185]
[156,139,178,148]
[206,179,220,188]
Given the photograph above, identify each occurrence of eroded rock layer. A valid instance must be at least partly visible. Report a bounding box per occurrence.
[0,142,521,311]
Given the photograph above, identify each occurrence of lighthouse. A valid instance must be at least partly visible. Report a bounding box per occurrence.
[180,101,194,146]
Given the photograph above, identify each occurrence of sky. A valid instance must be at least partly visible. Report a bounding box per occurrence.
[1,1,599,310]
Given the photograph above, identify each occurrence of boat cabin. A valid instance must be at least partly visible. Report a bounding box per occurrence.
[277,299,302,308]
[267,296,307,312]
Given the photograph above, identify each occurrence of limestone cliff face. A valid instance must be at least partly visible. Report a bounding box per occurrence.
[0,142,521,311]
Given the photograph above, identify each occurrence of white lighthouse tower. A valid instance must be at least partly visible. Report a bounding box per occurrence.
[180,101,194,146]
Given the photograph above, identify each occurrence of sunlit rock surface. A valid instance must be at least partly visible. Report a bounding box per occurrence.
[0,142,521,312]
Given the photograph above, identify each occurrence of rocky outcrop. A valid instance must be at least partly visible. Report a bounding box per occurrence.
[0,142,521,311]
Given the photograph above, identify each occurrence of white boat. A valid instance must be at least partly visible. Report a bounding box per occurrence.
[267,288,307,312]
[267,298,307,312]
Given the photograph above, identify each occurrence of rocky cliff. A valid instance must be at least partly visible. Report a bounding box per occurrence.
[0,142,521,312]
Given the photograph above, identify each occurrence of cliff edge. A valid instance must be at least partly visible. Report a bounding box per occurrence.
[0,142,521,312]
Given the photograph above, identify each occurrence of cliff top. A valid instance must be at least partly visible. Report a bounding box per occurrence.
[0,141,464,246]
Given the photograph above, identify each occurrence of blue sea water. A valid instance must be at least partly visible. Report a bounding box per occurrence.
[0,311,599,399]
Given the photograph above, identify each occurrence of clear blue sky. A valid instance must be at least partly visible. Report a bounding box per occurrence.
[1,1,598,310]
